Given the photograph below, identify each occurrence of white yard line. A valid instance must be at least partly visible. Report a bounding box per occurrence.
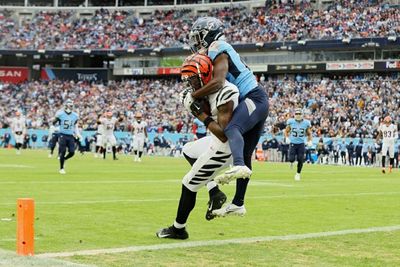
[0,180,180,184]
[250,191,400,199]
[0,191,399,206]
[0,249,92,267]
[36,225,400,258]
[248,181,296,187]
[0,164,34,168]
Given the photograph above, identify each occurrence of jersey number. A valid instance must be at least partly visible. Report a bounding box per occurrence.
[63,120,74,130]
[383,131,394,138]
[292,128,305,138]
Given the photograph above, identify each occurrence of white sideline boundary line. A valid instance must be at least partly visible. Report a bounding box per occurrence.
[36,225,400,258]
[0,180,296,187]
[0,191,399,206]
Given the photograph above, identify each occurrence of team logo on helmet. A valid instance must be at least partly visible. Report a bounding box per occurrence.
[181,53,213,90]
[189,17,224,53]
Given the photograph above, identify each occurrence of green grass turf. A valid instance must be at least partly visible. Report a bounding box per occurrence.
[0,149,399,266]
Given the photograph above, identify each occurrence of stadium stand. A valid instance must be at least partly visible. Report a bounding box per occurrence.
[0,1,399,49]
[0,76,399,138]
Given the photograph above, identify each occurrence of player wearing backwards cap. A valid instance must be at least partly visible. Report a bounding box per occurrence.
[377,116,398,173]
[132,112,148,162]
[98,111,123,160]
[10,111,27,155]
[156,53,241,240]
[284,108,312,181]
[53,99,80,174]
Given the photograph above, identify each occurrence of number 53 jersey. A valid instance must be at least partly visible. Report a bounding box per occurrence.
[55,110,79,136]
[287,118,311,145]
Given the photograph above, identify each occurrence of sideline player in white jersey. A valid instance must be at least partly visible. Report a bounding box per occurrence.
[95,115,104,158]
[157,54,241,240]
[98,111,123,160]
[131,112,148,162]
[377,116,398,173]
[10,111,27,155]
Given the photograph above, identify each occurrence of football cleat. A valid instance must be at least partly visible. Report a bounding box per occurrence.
[156,226,188,240]
[48,154,52,158]
[214,166,252,185]
[294,173,301,181]
[206,191,227,221]
[382,168,386,174]
[137,158,142,162]
[59,169,66,175]
[212,203,246,217]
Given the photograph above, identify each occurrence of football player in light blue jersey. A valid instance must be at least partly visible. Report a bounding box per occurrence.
[284,108,312,181]
[193,118,207,139]
[53,99,79,174]
[187,17,269,211]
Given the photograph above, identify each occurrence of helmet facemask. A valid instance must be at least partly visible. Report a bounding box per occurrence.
[295,109,303,121]
[183,74,203,91]
[189,30,209,53]
[65,101,73,114]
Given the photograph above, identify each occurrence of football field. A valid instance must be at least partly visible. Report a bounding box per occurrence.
[0,149,399,267]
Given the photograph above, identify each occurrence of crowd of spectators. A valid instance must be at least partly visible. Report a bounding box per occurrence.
[265,75,400,139]
[0,75,399,140]
[0,78,191,133]
[1,0,399,50]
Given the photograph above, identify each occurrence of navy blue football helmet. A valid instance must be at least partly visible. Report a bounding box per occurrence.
[189,17,224,53]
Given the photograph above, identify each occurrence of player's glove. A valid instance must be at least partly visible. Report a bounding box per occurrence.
[74,133,82,141]
[190,100,204,117]
[182,90,195,113]
[179,87,193,105]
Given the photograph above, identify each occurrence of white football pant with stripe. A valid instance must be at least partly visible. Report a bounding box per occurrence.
[182,135,232,192]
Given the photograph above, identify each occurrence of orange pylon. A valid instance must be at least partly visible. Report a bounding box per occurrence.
[16,198,34,256]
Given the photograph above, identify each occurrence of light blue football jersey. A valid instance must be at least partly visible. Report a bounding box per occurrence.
[55,109,79,135]
[194,118,206,134]
[207,40,258,100]
[287,118,311,144]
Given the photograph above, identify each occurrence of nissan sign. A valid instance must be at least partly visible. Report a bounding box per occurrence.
[0,67,29,83]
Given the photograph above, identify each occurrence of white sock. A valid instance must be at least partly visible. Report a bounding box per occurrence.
[207,181,217,191]
[173,221,186,229]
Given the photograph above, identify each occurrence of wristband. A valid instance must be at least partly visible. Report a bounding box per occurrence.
[203,116,214,128]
